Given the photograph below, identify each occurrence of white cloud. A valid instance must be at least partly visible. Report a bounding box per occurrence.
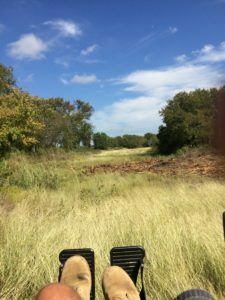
[0,23,5,32]
[7,33,48,60]
[54,57,69,68]
[93,41,225,135]
[60,78,69,85]
[168,26,178,34]
[176,42,225,64]
[7,20,83,61]
[175,54,188,63]
[132,26,178,53]
[24,73,34,82]
[61,74,99,85]
[194,42,225,63]
[118,64,222,98]
[44,19,82,37]
[92,96,161,135]
[81,44,98,56]
[70,74,98,84]
[18,73,34,83]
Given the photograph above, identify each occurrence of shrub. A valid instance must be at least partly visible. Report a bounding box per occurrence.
[158,88,220,154]
[93,132,110,149]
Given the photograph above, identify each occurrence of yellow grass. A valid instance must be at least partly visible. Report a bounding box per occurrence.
[70,147,151,166]
[95,147,149,156]
[0,149,225,299]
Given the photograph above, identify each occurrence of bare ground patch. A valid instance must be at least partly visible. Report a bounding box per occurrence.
[85,151,225,178]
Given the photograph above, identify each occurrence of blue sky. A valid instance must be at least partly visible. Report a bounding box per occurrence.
[0,0,225,135]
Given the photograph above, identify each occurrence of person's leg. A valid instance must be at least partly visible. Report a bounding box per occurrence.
[36,283,81,300]
[102,266,140,300]
[175,289,214,300]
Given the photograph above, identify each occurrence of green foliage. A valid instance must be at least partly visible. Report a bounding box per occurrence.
[0,155,62,189]
[0,63,94,156]
[35,97,75,149]
[0,63,16,95]
[71,100,94,147]
[35,98,94,149]
[120,134,145,148]
[158,88,219,154]
[93,132,110,149]
[0,160,11,186]
[0,89,45,156]
[106,136,123,148]
[214,87,225,153]
[175,145,193,156]
[93,133,152,149]
[144,132,159,146]
[9,164,61,189]
[79,123,93,147]
[93,132,157,149]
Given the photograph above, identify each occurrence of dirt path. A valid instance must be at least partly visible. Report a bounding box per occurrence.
[85,152,225,178]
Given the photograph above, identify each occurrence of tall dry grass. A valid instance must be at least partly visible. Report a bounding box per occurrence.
[0,150,225,299]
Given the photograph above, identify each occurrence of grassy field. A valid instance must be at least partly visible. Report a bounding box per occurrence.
[0,148,225,299]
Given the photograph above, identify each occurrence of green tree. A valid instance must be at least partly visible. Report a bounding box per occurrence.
[79,123,93,147]
[144,132,159,146]
[121,134,145,148]
[214,86,225,153]
[71,100,94,147]
[108,136,123,148]
[0,63,94,154]
[0,63,16,95]
[0,90,45,155]
[36,97,74,149]
[36,98,94,149]
[93,132,110,149]
[158,89,219,154]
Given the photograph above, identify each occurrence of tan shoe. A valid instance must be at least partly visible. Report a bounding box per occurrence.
[102,266,140,300]
[60,255,91,300]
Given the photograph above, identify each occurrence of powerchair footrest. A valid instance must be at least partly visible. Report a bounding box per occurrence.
[110,246,146,300]
[58,248,95,300]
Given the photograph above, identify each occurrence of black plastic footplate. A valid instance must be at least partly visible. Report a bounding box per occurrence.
[110,245,145,285]
[58,248,95,300]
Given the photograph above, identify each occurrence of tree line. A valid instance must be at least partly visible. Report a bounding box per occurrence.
[0,63,93,156]
[94,87,225,153]
[158,87,225,154]
[93,132,158,149]
[0,63,158,156]
[1,62,224,156]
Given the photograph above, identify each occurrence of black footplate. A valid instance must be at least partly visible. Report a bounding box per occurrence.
[110,246,146,300]
[58,248,95,300]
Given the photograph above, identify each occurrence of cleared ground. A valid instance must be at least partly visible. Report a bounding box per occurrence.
[86,149,225,178]
[0,148,225,299]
